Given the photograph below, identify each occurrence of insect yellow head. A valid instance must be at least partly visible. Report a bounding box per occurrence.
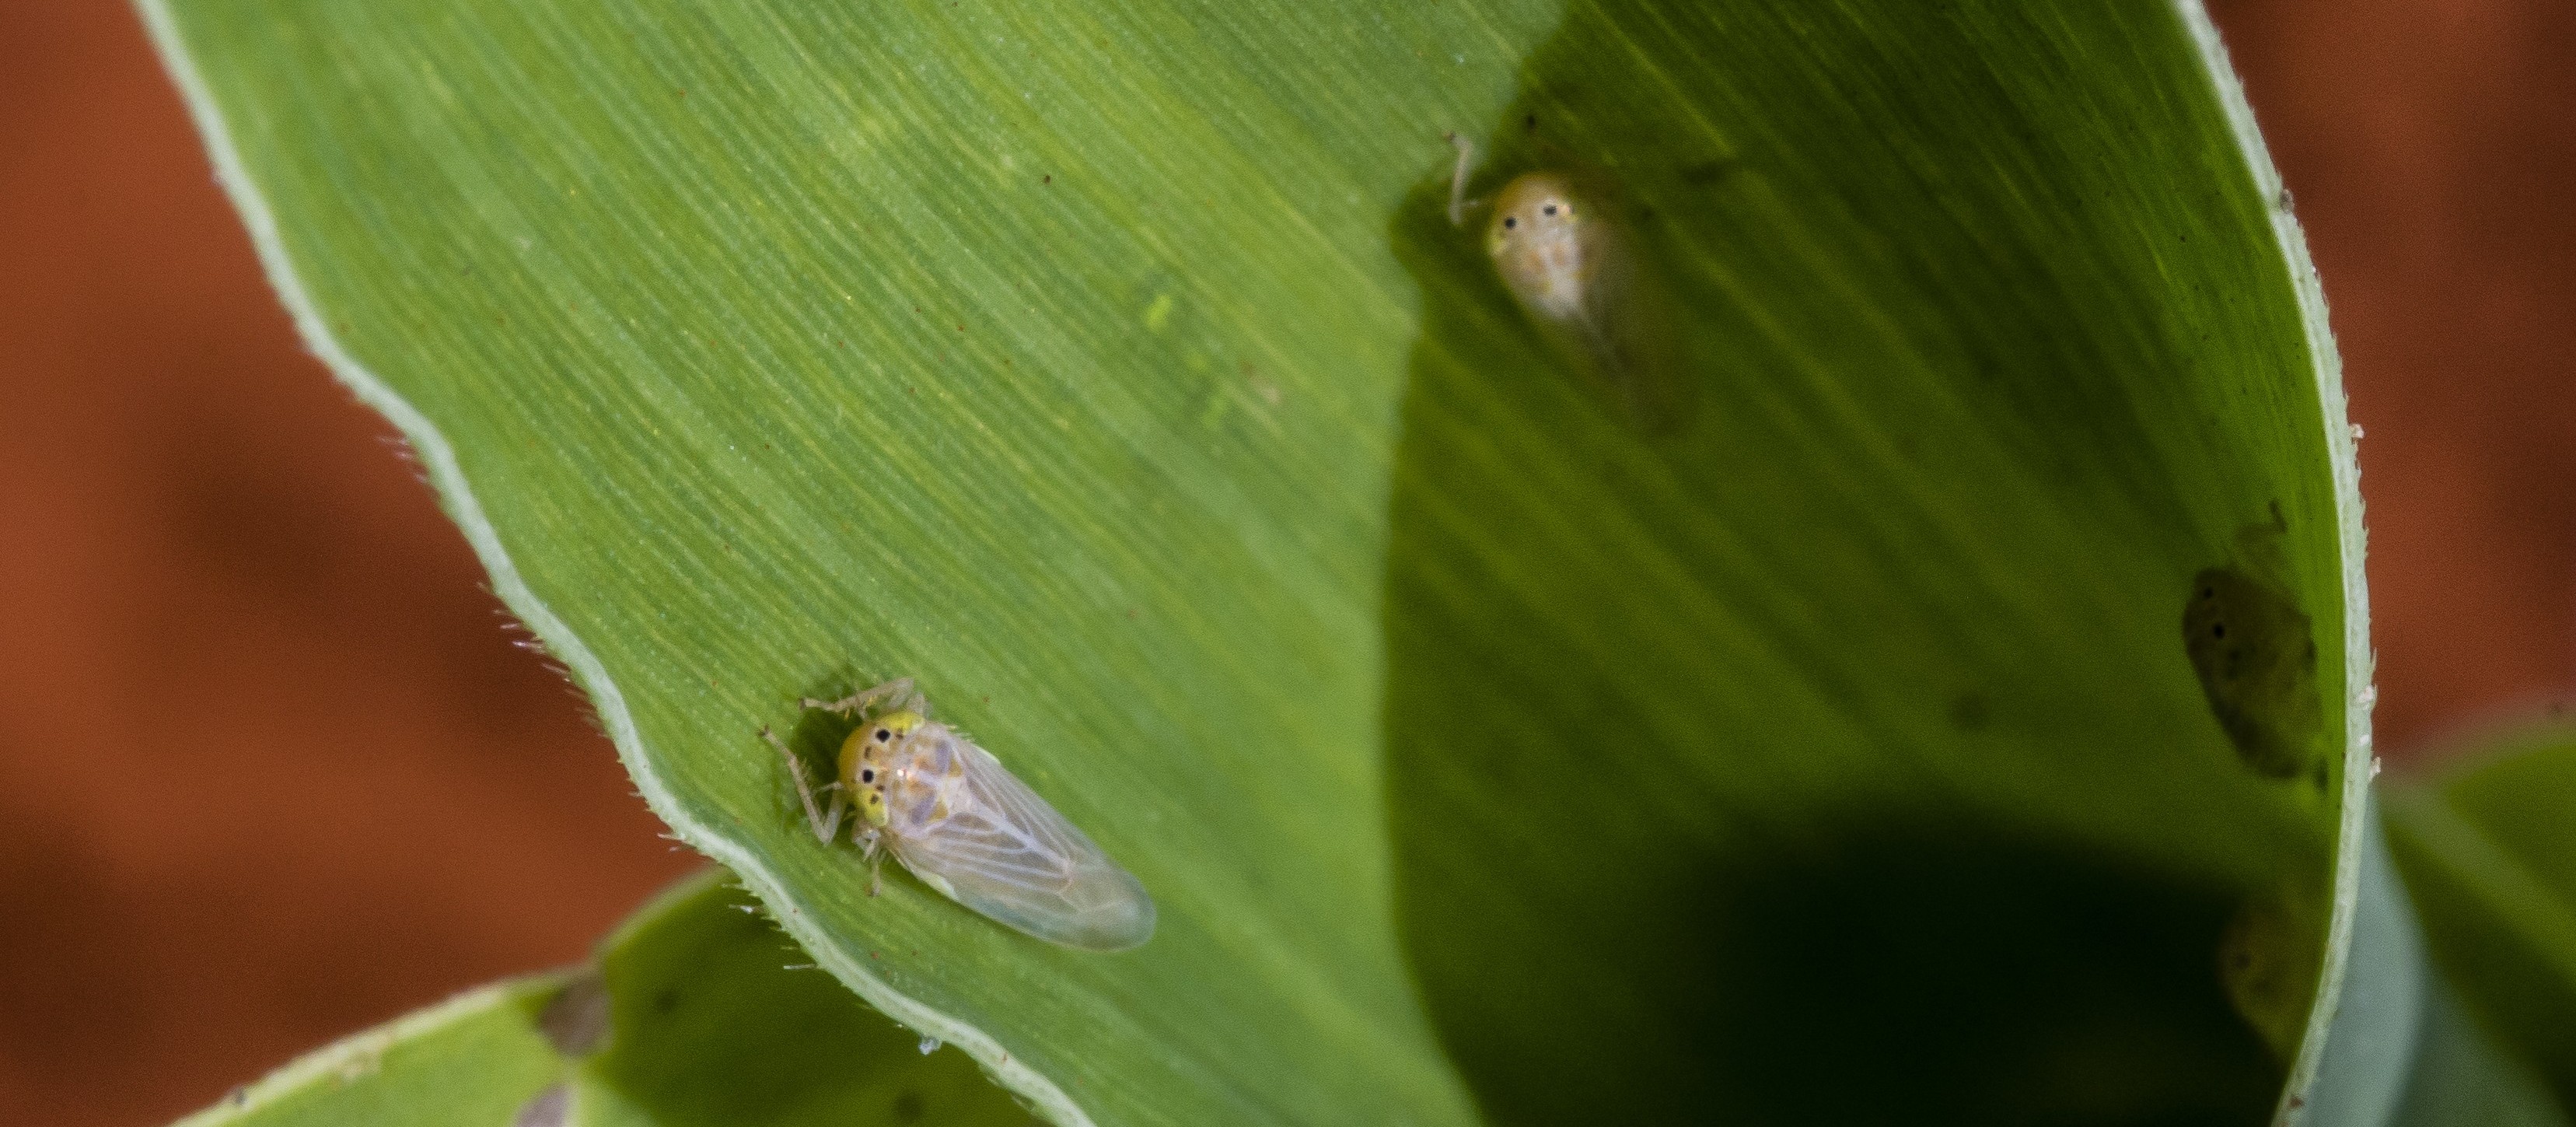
[1487,173,1582,246]
[839,710,928,828]
[1485,172,1592,320]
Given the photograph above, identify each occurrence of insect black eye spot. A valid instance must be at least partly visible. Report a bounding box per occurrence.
[1502,216,1517,229]
[2211,623,2226,639]
[860,768,876,782]
[1543,204,1558,216]
[875,728,890,741]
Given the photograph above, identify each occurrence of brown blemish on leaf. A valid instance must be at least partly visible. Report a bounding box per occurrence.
[2183,566,2323,779]
[512,1083,571,1127]
[2217,877,2328,1066]
[538,971,611,1058]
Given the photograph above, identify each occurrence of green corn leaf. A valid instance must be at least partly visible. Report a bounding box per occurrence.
[2298,792,2567,1127]
[149,0,2466,1121]
[176,870,1030,1127]
[2384,723,2576,1112]
[170,975,568,1127]
[570,871,1033,1127]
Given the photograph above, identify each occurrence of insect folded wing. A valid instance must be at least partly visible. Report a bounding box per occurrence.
[893,738,1157,952]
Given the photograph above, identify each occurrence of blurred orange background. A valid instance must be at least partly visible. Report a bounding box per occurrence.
[0,2,2567,1124]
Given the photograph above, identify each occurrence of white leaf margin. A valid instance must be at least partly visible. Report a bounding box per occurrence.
[2168,2,2376,1122]
[2176,5,2564,1125]
[169,973,567,1125]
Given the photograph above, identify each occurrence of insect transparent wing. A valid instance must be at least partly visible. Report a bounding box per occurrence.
[892,737,1155,951]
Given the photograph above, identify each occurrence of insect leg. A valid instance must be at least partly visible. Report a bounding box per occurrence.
[801,676,921,718]
[820,786,847,842]
[858,835,885,898]
[871,676,928,717]
[760,725,840,842]
[1445,131,1477,227]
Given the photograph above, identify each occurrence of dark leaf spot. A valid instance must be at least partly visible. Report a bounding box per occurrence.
[2183,568,2323,780]
[512,1085,571,1127]
[538,971,611,1056]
